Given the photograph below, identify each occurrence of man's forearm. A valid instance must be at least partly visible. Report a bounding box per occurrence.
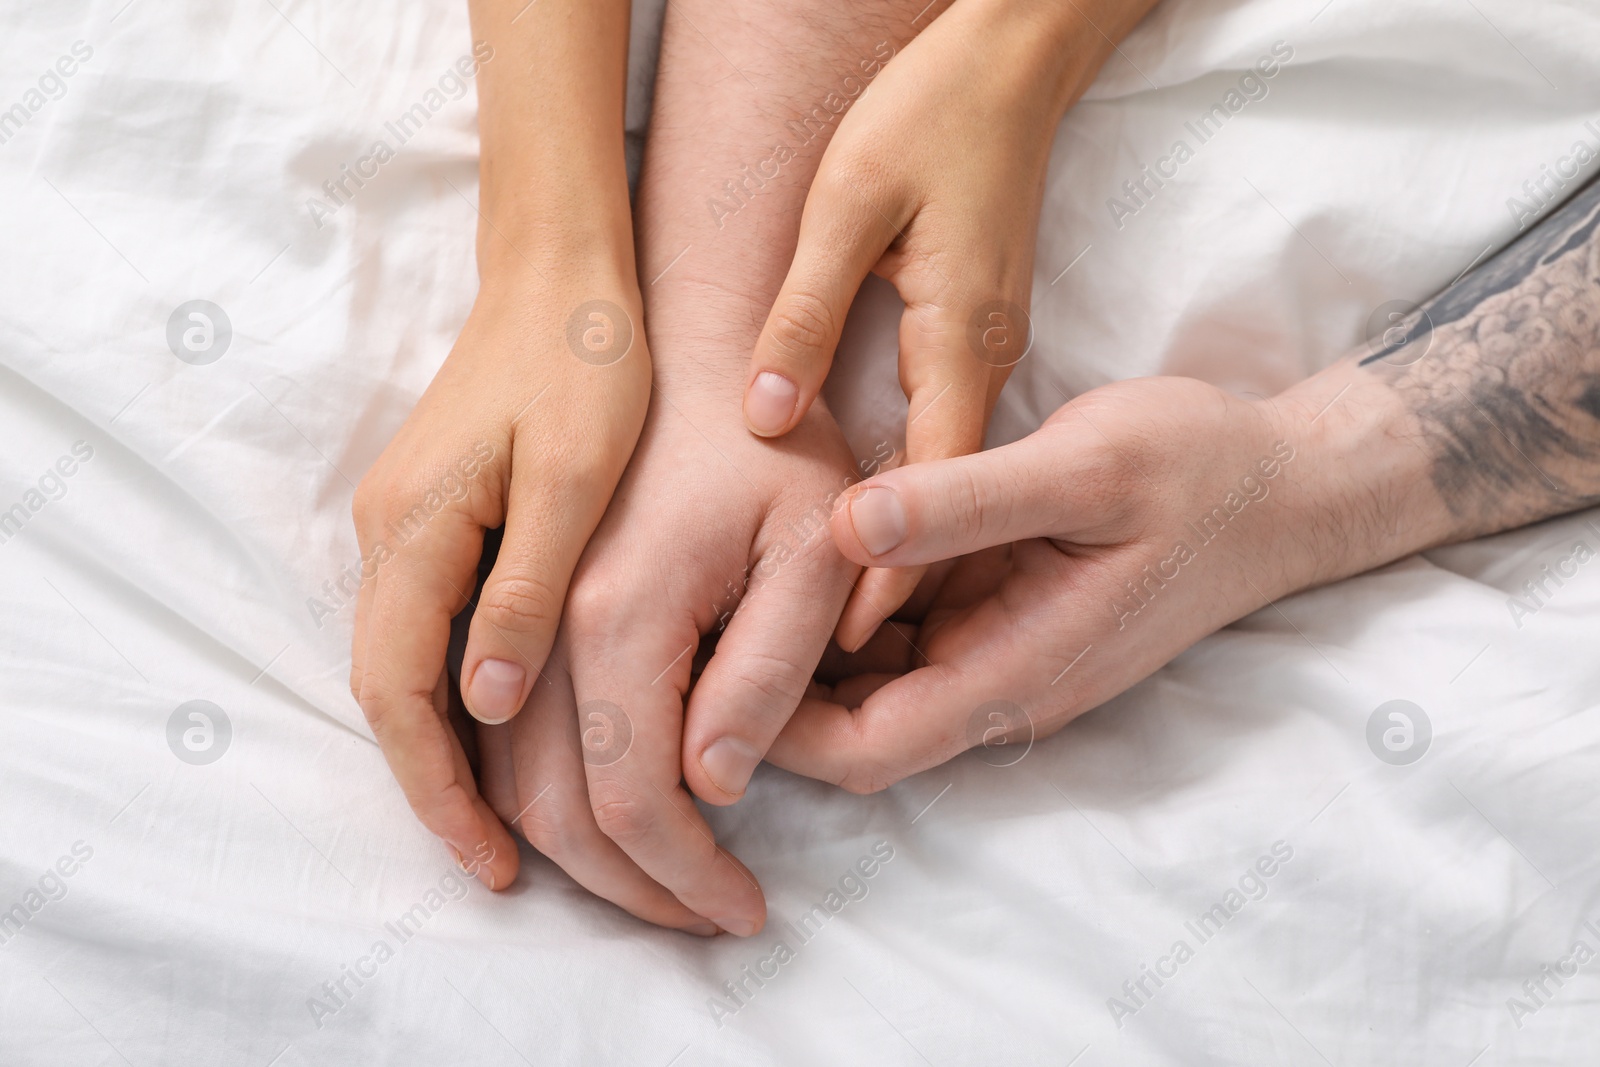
[1278,171,1600,589]
[633,0,942,392]
[634,0,1155,394]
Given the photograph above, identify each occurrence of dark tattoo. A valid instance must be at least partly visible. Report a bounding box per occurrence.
[1361,171,1600,531]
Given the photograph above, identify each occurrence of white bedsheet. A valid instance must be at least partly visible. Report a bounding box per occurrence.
[3,0,1600,1063]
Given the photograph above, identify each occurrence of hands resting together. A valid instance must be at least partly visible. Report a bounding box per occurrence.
[347,0,1600,936]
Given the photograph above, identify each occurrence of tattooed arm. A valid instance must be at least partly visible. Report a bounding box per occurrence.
[1283,169,1600,586]
[766,171,1600,792]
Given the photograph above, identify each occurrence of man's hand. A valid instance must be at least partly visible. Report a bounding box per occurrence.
[543,0,947,934]
[773,169,1600,790]
[768,375,1350,789]
[550,382,864,936]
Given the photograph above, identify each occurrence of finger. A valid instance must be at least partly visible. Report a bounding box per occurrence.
[506,642,719,935]
[682,538,854,805]
[350,462,473,704]
[566,588,767,936]
[816,619,922,684]
[462,451,599,726]
[357,516,517,891]
[822,673,900,711]
[835,564,925,654]
[744,170,904,438]
[769,595,1034,794]
[834,293,1014,650]
[349,553,377,703]
[830,431,1073,569]
[476,720,518,821]
[437,671,522,889]
[899,297,1011,467]
[840,548,1011,663]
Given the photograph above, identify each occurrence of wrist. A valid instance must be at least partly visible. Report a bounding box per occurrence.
[470,262,650,386]
[1263,360,1454,596]
[474,201,636,291]
[961,0,1156,116]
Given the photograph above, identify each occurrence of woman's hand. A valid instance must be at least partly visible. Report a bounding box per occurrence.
[351,276,649,890]
[741,0,1157,651]
[348,0,644,889]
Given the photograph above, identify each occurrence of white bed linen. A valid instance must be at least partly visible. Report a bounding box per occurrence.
[3,0,1600,1063]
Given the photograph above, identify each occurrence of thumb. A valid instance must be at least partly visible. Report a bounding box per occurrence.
[830,432,1069,567]
[744,170,903,437]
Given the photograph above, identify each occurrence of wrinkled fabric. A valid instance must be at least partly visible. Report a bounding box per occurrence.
[2,0,1599,1064]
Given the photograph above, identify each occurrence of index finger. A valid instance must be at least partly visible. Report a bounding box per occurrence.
[357,512,519,890]
[744,167,904,438]
[566,587,767,936]
[682,532,855,805]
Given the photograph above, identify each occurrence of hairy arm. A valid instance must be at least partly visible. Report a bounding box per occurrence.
[1363,174,1600,528]
[763,172,1600,793]
[1281,171,1600,583]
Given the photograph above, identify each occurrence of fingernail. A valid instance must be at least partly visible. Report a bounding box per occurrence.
[468,658,525,724]
[684,922,720,937]
[849,487,907,557]
[701,737,762,797]
[744,371,798,436]
[719,915,759,938]
[455,846,498,890]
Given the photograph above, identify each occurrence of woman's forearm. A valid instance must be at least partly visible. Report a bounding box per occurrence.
[990,0,1161,118]
[467,0,636,285]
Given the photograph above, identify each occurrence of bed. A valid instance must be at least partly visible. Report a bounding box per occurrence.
[3,0,1599,1063]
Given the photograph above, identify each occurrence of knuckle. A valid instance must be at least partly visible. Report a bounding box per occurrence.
[829,708,944,795]
[767,291,836,363]
[837,763,899,795]
[940,465,992,548]
[399,782,451,827]
[354,677,398,735]
[589,784,655,847]
[814,155,884,211]
[563,571,628,640]
[478,572,561,634]
[353,675,428,750]
[831,717,904,796]
[727,649,807,712]
[1075,437,1145,524]
[351,474,386,527]
[518,803,580,861]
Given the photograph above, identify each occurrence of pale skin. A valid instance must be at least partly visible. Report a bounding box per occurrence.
[357,0,1008,932]
[743,0,1157,650]
[499,0,967,938]
[356,0,1600,936]
[770,171,1600,790]
[500,0,1167,937]
[350,0,648,897]
[494,0,1177,938]
[348,0,1218,932]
